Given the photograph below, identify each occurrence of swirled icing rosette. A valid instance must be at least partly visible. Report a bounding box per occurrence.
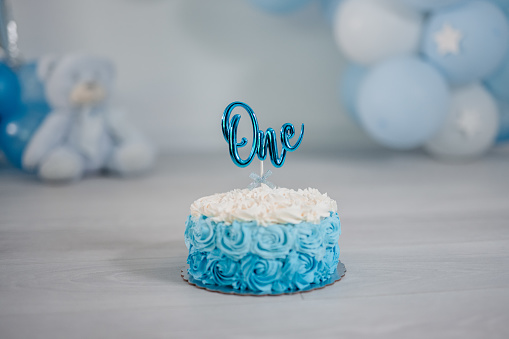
[185,215,216,253]
[216,221,254,260]
[240,254,283,292]
[251,224,294,259]
[203,249,240,287]
[295,223,326,261]
[184,185,341,294]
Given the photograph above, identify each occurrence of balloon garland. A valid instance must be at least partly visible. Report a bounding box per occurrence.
[248,0,509,160]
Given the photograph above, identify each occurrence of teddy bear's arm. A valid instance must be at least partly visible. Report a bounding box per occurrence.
[22,111,72,170]
[106,109,145,143]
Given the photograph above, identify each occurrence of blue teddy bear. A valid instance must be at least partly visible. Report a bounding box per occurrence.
[21,55,155,182]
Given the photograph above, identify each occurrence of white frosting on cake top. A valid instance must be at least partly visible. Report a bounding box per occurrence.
[190,184,337,226]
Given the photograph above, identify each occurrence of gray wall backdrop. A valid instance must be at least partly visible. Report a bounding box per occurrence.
[12,0,377,153]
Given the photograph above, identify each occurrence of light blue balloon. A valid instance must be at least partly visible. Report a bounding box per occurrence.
[421,1,509,85]
[484,48,509,103]
[487,0,509,16]
[399,0,467,11]
[320,0,342,24]
[357,56,450,150]
[496,99,509,143]
[247,0,312,14]
[0,104,49,169]
[425,83,499,159]
[485,0,509,103]
[339,63,367,124]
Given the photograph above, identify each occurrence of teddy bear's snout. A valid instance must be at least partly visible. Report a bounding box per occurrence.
[70,81,106,106]
[85,81,98,90]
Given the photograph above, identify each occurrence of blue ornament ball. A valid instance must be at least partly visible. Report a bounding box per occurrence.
[0,104,49,169]
[487,0,509,16]
[339,63,367,124]
[247,0,312,14]
[484,50,509,103]
[496,99,509,143]
[357,56,450,150]
[398,0,467,11]
[15,61,49,109]
[0,62,22,120]
[421,0,509,85]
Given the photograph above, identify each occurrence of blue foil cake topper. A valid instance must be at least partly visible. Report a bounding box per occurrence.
[221,101,304,168]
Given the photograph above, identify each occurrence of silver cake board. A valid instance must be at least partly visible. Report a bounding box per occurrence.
[181,261,346,296]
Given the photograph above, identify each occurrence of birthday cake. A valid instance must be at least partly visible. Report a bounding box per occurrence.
[184,184,341,294]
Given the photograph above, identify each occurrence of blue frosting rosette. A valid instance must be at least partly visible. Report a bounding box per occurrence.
[185,212,342,294]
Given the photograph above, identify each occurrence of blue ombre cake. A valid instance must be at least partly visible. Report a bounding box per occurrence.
[184,184,341,294]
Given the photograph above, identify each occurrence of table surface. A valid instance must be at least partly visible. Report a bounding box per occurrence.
[1,151,509,339]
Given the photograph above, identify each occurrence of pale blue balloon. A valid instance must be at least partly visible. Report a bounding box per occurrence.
[484,47,509,103]
[424,84,499,159]
[320,0,342,24]
[247,0,312,14]
[339,63,367,124]
[399,0,467,11]
[487,0,509,16]
[357,56,450,149]
[496,99,509,143]
[421,1,509,85]
[0,104,49,169]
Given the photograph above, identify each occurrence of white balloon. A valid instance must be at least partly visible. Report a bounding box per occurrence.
[333,0,423,65]
[425,83,499,160]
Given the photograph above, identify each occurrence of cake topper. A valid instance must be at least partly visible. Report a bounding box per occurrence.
[222,101,304,170]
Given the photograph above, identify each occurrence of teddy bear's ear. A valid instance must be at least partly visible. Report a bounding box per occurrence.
[37,55,59,81]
